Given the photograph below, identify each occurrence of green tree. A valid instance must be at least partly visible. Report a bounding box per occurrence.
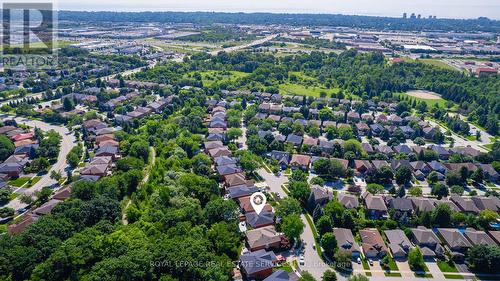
[322,269,337,281]
[431,204,452,227]
[226,127,242,142]
[275,197,302,218]
[316,215,333,236]
[408,247,425,271]
[281,214,305,243]
[395,166,412,185]
[288,181,311,202]
[299,271,317,281]
[367,183,384,194]
[0,135,14,161]
[321,233,337,258]
[431,183,449,199]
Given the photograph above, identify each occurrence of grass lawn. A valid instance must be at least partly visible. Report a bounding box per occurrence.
[385,272,402,277]
[281,184,290,195]
[8,177,32,187]
[466,135,476,141]
[274,262,293,273]
[444,274,465,279]
[362,258,370,270]
[385,256,399,271]
[0,224,7,234]
[279,83,339,98]
[418,59,458,71]
[28,176,41,187]
[438,260,459,273]
[185,70,249,87]
[395,91,448,108]
[0,40,72,51]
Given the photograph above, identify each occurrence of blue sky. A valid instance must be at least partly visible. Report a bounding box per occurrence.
[58,0,500,19]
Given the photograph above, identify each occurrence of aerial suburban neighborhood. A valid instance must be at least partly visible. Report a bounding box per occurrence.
[0,3,499,281]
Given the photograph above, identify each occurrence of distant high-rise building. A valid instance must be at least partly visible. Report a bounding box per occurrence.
[428,15,432,19]
[410,13,416,19]
[433,16,437,19]
[417,14,421,19]
[403,13,407,19]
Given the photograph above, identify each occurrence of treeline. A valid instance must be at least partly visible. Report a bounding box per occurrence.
[135,50,499,135]
[57,11,500,33]
[0,88,243,281]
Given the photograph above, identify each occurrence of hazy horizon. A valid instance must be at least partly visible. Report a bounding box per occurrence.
[56,0,500,20]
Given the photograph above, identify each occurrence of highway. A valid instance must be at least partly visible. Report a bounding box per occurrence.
[209,34,279,56]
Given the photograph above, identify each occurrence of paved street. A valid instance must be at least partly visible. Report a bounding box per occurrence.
[257,167,350,280]
[3,116,77,210]
[427,119,488,152]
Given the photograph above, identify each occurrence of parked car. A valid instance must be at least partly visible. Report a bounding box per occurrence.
[299,256,305,265]
[369,259,373,266]
[357,257,361,264]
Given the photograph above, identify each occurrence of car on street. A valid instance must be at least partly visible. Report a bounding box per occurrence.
[357,257,361,264]
[299,256,305,265]
[369,259,373,266]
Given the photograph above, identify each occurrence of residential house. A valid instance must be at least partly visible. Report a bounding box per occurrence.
[263,270,296,281]
[246,226,285,251]
[360,229,388,258]
[239,196,273,214]
[224,173,248,187]
[95,145,119,160]
[487,231,500,245]
[240,249,277,279]
[290,154,311,170]
[386,197,413,221]
[214,156,238,167]
[268,151,290,169]
[208,147,232,158]
[437,228,472,261]
[463,228,497,246]
[410,226,445,259]
[362,192,388,219]
[227,184,259,199]
[450,195,480,214]
[308,185,333,208]
[286,134,303,146]
[471,196,500,213]
[333,228,361,258]
[385,229,413,259]
[246,211,275,229]
[362,143,374,154]
[371,160,389,170]
[0,163,23,178]
[354,160,373,175]
[411,197,435,213]
[204,141,223,151]
[337,193,359,209]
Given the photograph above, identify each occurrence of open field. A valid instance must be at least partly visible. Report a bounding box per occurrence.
[418,59,458,71]
[398,90,449,108]
[279,83,339,98]
[185,70,249,87]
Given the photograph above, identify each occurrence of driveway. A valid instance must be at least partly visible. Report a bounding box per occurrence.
[370,260,385,277]
[4,116,76,210]
[395,260,414,277]
[425,261,445,280]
